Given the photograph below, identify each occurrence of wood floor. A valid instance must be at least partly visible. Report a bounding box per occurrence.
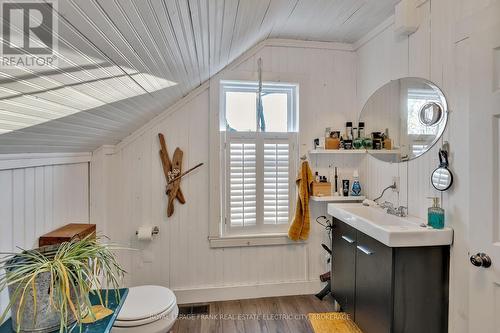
[171,294,337,333]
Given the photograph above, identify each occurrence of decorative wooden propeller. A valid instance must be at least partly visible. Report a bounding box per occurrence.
[158,133,203,217]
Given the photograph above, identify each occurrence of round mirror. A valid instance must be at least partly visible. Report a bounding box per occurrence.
[419,102,443,126]
[359,77,448,162]
[431,167,453,191]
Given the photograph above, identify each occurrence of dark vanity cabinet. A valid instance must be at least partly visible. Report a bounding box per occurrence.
[332,218,449,333]
[332,220,357,317]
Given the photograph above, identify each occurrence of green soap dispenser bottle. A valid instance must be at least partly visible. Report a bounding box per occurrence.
[428,197,445,229]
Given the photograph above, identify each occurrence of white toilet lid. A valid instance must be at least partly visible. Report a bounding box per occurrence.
[116,285,177,322]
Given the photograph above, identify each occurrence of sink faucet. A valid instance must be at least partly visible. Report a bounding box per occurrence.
[396,206,408,217]
[379,201,408,217]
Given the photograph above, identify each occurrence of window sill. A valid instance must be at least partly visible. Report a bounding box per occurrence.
[209,234,306,248]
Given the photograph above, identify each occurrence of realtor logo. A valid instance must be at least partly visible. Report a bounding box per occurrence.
[0,0,58,67]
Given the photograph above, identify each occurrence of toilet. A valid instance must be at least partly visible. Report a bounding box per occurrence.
[112,285,178,333]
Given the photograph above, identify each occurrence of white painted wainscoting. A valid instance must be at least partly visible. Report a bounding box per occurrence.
[0,155,90,322]
[91,41,361,304]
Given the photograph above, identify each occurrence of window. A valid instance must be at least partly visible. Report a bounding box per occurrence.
[221,81,298,236]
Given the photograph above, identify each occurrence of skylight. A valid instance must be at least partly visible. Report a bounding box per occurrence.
[0,63,176,134]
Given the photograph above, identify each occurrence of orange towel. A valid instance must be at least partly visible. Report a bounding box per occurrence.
[288,161,314,241]
[81,305,114,323]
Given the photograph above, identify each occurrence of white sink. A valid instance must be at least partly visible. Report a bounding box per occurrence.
[327,203,453,247]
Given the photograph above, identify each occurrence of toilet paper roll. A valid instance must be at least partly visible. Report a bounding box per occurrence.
[137,226,153,241]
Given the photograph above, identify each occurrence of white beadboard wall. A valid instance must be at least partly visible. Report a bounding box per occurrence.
[91,42,362,303]
[0,160,90,322]
[355,0,470,332]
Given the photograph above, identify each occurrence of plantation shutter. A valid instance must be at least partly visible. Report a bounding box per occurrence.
[263,141,290,225]
[229,141,257,227]
[226,133,295,233]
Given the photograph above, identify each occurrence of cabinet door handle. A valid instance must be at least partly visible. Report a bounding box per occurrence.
[341,235,355,244]
[356,245,373,255]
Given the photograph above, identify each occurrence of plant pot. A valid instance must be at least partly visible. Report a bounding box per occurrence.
[6,246,78,333]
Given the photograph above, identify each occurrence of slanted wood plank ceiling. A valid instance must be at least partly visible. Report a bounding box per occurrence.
[0,0,398,153]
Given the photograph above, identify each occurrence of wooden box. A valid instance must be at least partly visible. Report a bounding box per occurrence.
[311,182,331,196]
[325,137,340,149]
[39,223,96,247]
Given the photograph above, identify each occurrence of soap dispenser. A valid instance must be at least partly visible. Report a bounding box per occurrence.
[428,197,445,229]
[351,170,361,196]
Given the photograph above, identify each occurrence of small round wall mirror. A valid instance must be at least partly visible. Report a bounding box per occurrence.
[431,168,453,191]
[431,149,453,191]
[419,102,444,126]
[359,77,448,163]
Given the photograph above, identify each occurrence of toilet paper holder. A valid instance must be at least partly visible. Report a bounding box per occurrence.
[135,226,160,236]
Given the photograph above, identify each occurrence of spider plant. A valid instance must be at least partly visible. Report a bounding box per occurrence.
[0,233,126,332]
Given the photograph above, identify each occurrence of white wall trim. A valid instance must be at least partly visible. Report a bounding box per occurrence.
[226,39,269,71]
[0,152,91,170]
[209,234,306,248]
[173,280,322,304]
[352,15,395,51]
[92,145,116,156]
[264,38,354,51]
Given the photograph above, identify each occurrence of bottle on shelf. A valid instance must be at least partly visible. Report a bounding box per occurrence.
[358,122,365,139]
[334,167,340,196]
[342,179,350,197]
[383,128,392,150]
[328,165,334,194]
[372,132,382,150]
[345,122,353,140]
[351,170,361,196]
[353,127,364,149]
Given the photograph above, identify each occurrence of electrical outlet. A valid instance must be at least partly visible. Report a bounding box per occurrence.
[392,176,400,193]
